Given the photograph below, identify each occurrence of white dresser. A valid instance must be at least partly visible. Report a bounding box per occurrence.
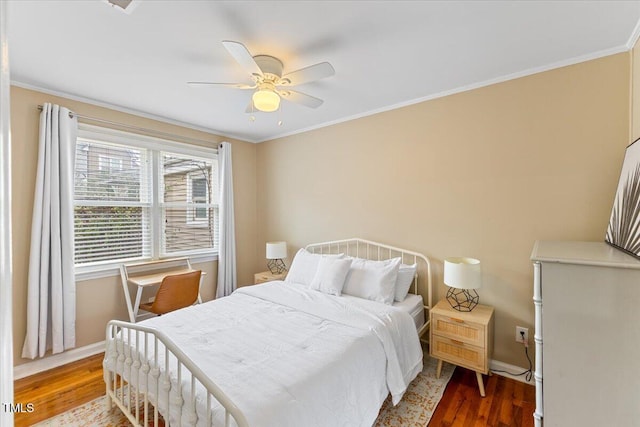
[531,241,640,427]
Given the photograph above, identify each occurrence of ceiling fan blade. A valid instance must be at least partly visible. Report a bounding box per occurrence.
[280,62,335,86]
[222,40,263,77]
[188,81,255,89]
[279,90,324,109]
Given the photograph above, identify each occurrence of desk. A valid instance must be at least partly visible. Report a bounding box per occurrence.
[120,258,205,323]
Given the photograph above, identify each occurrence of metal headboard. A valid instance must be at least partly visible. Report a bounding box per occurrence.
[305,238,433,337]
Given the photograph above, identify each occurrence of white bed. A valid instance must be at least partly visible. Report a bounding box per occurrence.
[104,238,433,427]
[393,293,425,330]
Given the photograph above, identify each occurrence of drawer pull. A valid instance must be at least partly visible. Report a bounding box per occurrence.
[450,339,464,345]
[450,317,465,323]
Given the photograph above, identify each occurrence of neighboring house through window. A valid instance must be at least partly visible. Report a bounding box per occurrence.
[73,124,218,271]
[189,174,209,222]
[161,151,217,254]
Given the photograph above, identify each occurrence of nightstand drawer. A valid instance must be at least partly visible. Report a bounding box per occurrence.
[254,271,286,284]
[431,334,486,372]
[254,273,272,284]
[432,313,485,347]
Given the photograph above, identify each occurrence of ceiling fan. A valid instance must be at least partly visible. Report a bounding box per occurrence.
[188,40,335,113]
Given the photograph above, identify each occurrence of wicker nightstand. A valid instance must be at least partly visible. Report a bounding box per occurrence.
[254,271,287,284]
[429,299,494,397]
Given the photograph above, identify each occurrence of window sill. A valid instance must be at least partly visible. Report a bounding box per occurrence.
[75,252,218,282]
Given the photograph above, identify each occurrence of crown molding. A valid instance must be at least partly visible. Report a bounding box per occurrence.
[10,40,633,146]
[10,80,259,143]
[261,44,630,143]
[627,17,640,50]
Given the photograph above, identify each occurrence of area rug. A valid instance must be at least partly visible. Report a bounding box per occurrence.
[33,354,454,427]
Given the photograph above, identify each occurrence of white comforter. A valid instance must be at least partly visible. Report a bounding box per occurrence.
[107,281,423,427]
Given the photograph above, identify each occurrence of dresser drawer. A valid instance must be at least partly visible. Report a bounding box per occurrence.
[431,334,486,372]
[432,313,485,347]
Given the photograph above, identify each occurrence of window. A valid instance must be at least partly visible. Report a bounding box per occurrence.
[74,125,218,269]
[191,177,208,220]
[161,151,218,254]
[98,154,123,172]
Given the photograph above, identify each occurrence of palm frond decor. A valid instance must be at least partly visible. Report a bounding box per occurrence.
[606,140,640,257]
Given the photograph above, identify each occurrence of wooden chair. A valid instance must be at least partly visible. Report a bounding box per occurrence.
[139,270,202,315]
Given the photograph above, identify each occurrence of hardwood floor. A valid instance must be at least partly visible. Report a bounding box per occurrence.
[430,368,536,427]
[13,353,105,427]
[13,354,535,426]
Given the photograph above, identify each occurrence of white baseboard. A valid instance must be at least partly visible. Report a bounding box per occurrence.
[490,359,534,385]
[14,341,105,380]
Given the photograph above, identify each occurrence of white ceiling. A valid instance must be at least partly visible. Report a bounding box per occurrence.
[7,1,640,143]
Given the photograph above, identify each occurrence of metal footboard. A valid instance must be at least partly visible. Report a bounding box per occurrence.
[104,320,249,427]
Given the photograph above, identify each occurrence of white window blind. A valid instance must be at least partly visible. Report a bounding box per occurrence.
[74,140,151,264]
[73,125,219,268]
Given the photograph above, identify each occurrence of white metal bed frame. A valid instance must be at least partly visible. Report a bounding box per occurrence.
[306,238,433,338]
[104,238,433,427]
[105,320,249,427]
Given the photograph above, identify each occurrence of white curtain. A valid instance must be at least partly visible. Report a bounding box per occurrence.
[22,103,77,359]
[216,142,237,298]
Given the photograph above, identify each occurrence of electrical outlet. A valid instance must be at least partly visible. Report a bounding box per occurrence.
[516,326,529,345]
[147,296,155,303]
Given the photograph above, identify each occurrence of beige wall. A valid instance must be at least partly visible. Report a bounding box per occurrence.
[10,51,634,369]
[256,53,631,367]
[11,86,258,365]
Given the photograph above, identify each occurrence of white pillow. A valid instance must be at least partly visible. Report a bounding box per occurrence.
[309,257,353,296]
[394,263,417,302]
[285,248,344,287]
[342,257,401,305]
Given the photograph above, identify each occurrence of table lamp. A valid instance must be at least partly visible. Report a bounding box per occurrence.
[444,257,482,312]
[266,241,287,274]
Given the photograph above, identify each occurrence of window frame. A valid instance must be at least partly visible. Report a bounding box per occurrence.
[187,172,209,224]
[74,124,219,280]
[98,154,123,172]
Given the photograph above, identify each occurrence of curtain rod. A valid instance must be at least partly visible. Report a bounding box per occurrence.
[37,105,221,148]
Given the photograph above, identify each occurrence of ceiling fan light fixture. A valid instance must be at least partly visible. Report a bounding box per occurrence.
[252,88,280,112]
[190,40,334,113]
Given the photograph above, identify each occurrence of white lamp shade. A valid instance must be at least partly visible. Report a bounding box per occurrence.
[444,257,482,289]
[266,241,287,259]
